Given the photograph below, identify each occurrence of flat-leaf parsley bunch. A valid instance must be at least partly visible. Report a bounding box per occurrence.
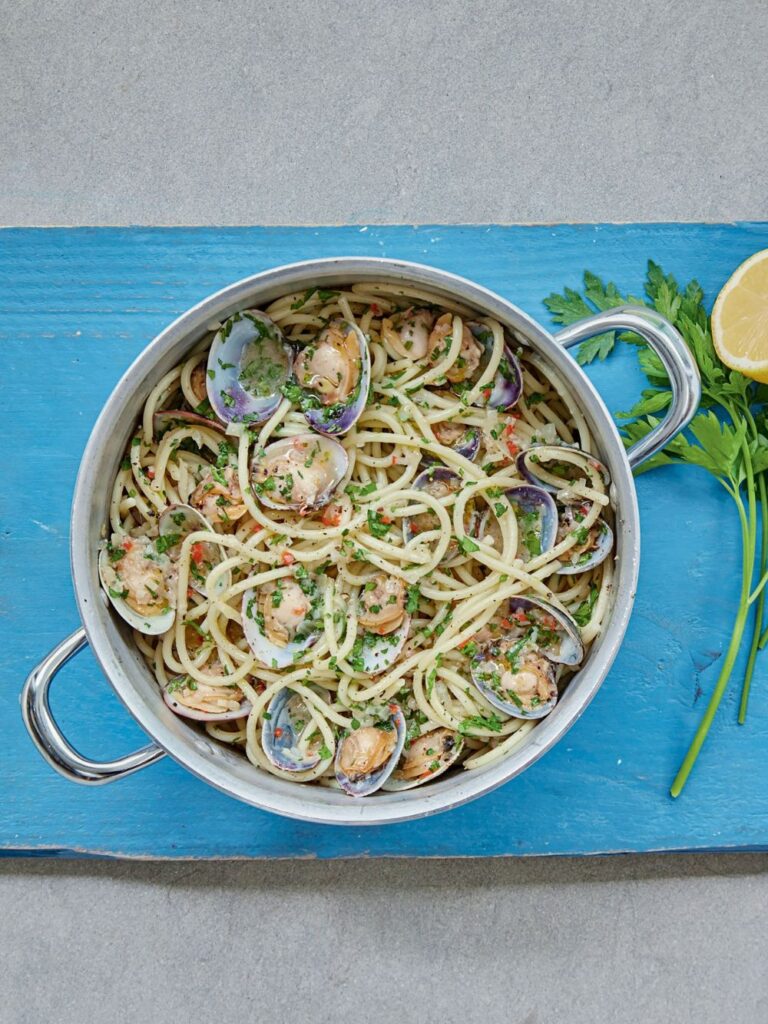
[545,261,768,797]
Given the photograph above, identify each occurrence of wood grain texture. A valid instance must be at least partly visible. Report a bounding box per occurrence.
[4,223,768,858]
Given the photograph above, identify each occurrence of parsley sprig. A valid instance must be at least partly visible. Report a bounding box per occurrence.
[545,260,768,797]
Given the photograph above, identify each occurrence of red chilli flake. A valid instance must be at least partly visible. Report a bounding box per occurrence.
[191,543,204,565]
[280,551,296,566]
[274,727,283,739]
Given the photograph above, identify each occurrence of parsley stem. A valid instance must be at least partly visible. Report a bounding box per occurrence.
[671,480,751,798]
[739,471,768,723]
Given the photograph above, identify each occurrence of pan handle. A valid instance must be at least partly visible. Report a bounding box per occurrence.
[21,627,165,785]
[553,305,701,469]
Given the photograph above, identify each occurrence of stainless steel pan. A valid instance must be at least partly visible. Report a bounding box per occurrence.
[21,259,700,825]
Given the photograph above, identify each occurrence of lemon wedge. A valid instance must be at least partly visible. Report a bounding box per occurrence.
[712,249,768,382]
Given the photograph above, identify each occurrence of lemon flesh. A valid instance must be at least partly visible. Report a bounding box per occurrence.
[712,248,768,383]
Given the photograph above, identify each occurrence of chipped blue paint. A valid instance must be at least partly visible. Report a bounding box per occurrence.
[5,223,768,858]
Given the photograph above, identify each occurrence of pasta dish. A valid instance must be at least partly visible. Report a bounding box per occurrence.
[98,281,614,796]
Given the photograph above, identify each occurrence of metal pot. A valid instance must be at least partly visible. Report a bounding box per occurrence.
[21,258,700,825]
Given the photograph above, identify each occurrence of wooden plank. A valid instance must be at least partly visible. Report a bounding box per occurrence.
[4,223,768,858]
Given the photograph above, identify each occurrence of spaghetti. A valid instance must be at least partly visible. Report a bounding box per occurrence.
[99,281,615,796]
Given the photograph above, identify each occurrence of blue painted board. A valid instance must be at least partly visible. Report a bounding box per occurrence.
[4,223,768,858]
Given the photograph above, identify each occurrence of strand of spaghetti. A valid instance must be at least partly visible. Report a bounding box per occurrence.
[143,366,182,442]
[350,281,475,317]
[463,722,535,769]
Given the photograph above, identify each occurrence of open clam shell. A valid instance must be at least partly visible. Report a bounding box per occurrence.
[158,503,231,599]
[241,573,322,669]
[425,423,481,464]
[382,728,464,791]
[261,687,328,772]
[470,643,559,720]
[206,310,293,425]
[517,444,610,495]
[355,615,411,675]
[293,319,371,436]
[507,485,558,561]
[402,466,480,556]
[163,676,252,722]
[506,596,584,665]
[335,706,406,797]
[251,433,348,513]
[98,540,175,636]
[466,322,523,411]
[556,506,614,575]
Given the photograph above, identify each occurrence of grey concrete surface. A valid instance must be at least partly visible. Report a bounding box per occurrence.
[2,0,768,226]
[4,1,768,1022]
[3,855,768,1024]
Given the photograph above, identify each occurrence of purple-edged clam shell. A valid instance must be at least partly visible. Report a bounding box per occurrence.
[455,426,481,460]
[97,543,176,636]
[466,323,523,411]
[241,583,322,669]
[402,466,480,553]
[250,433,348,513]
[421,425,480,468]
[262,688,325,772]
[297,321,371,436]
[357,614,411,675]
[335,706,406,797]
[469,643,558,720]
[153,409,226,438]
[206,310,293,425]
[382,728,464,791]
[506,485,558,562]
[163,681,251,722]
[506,596,584,665]
[516,445,611,494]
[556,513,614,575]
[158,503,230,599]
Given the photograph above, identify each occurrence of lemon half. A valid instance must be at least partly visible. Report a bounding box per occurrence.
[712,248,768,383]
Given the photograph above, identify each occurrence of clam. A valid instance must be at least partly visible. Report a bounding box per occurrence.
[354,574,411,674]
[402,466,480,558]
[292,319,371,435]
[381,307,434,359]
[189,462,247,526]
[335,705,406,796]
[206,310,293,425]
[517,444,610,495]
[556,503,614,575]
[98,536,175,635]
[431,422,481,462]
[163,675,252,721]
[427,313,484,383]
[505,596,585,665]
[242,569,322,669]
[470,642,558,720]
[158,504,230,599]
[465,322,524,411]
[506,485,558,562]
[423,316,522,409]
[382,727,464,791]
[251,433,348,514]
[153,409,226,438]
[262,687,329,772]
[469,595,584,719]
